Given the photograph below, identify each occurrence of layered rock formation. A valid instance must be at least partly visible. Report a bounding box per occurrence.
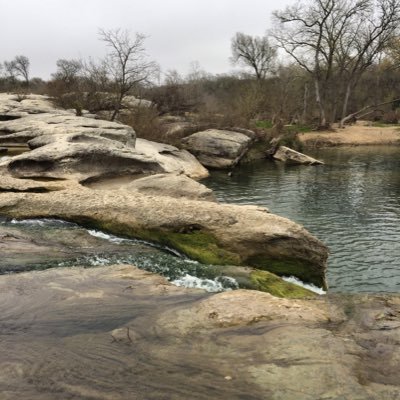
[0,93,327,289]
[0,186,328,288]
[0,94,208,181]
[0,264,399,400]
[181,129,254,168]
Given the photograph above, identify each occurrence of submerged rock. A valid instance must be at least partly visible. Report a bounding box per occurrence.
[273,145,324,165]
[181,129,253,169]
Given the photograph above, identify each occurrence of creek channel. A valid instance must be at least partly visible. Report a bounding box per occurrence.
[2,146,398,293]
[205,146,400,293]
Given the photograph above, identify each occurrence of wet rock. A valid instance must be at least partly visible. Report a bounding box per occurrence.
[0,187,328,288]
[0,265,397,399]
[181,129,253,169]
[273,146,324,165]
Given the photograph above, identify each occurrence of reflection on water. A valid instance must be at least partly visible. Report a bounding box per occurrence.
[204,146,400,293]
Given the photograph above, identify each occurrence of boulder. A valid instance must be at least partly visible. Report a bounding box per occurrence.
[125,173,216,201]
[2,133,208,182]
[0,187,328,288]
[181,129,253,169]
[273,146,324,165]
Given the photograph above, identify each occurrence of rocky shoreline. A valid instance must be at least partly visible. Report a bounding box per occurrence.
[1,94,400,398]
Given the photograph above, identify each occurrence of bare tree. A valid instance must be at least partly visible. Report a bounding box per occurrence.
[231,32,276,80]
[272,0,400,128]
[3,55,30,86]
[272,0,373,127]
[53,59,83,87]
[4,60,17,82]
[98,28,158,121]
[13,55,30,85]
[338,0,400,126]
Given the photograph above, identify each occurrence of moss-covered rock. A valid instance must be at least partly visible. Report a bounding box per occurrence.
[209,265,316,298]
[0,187,328,290]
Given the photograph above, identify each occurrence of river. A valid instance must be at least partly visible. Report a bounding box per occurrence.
[2,146,399,293]
[205,146,400,293]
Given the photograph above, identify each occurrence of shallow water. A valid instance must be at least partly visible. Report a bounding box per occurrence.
[204,146,400,293]
[0,218,238,292]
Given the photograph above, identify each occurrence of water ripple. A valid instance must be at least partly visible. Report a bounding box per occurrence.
[205,146,400,293]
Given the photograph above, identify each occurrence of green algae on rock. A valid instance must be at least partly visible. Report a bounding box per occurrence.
[0,187,328,290]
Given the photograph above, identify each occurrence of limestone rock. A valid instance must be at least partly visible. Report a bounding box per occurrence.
[0,264,398,399]
[273,146,324,165]
[0,93,61,118]
[0,112,136,146]
[181,129,253,169]
[135,139,209,179]
[1,135,207,183]
[121,95,152,109]
[125,173,216,201]
[0,187,328,288]
[0,175,65,192]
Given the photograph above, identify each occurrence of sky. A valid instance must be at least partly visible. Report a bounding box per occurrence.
[1,0,295,80]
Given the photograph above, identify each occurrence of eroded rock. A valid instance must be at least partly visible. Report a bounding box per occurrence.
[0,187,328,288]
[181,129,253,169]
[0,265,398,399]
[125,173,216,201]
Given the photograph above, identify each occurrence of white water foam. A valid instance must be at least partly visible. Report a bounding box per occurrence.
[172,274,239,293]
[87,229,131,244]
[10,218,73,227]
[282,276,326,295]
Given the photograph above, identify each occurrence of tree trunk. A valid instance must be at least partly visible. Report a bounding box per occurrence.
[302,83,308,124]
[339,82,352,128]
[110,93,124,122]
[314,78,326,128]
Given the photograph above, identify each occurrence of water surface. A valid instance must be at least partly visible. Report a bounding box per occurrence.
[204,146,400,293]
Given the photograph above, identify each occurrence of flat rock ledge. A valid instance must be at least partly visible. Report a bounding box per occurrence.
[0,264,399,400]
[0,185,328,289]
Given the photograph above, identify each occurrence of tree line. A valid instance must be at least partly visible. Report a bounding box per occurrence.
[1,0,400,130]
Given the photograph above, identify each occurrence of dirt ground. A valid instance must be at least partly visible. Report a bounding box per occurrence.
[299,121,400,147]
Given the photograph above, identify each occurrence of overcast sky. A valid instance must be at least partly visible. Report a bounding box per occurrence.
[2,0,295,80]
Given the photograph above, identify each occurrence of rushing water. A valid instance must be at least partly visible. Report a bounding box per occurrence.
[204,146,400,293]
[0,217,238,292]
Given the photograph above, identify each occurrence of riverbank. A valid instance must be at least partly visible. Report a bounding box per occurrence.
[1,264,400,400]
[299,121,400,147]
